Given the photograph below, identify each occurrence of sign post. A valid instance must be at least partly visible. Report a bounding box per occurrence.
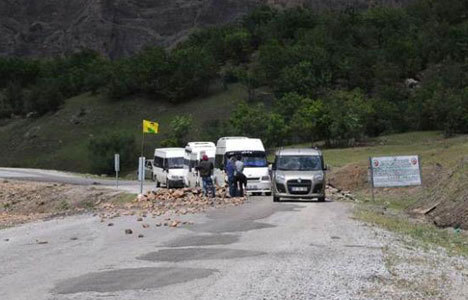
[138,156,145,195]
[368,158,375,202]
[369,155,422,201]
[114,154,120,188]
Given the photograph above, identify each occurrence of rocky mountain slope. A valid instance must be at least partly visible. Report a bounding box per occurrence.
[0,0,412,58]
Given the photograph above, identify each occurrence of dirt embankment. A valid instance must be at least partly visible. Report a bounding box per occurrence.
[0,180,127,227]
[0,180,246,228]
[328,159,468,230]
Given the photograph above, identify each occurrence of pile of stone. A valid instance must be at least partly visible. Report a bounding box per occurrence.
[326,185,357,201]
[100,187,247,216]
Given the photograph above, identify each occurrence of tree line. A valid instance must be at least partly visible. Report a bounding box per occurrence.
[1,0,467,148]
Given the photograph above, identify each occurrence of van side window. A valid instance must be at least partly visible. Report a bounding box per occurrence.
[154,156,163,168]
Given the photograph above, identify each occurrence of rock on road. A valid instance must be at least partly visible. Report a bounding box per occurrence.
[0,197,466,300]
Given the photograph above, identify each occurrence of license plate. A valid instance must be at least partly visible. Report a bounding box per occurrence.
[292,187,308,192]
[247,185,258,190]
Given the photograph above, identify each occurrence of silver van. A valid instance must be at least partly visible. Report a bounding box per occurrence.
[271,148,327,202]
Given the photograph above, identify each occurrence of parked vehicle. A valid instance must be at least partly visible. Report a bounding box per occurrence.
[183,142,216,187]
[271,148,327,202]
[152,148,185,188]
[145,159,154,179]
[214,137,271,195]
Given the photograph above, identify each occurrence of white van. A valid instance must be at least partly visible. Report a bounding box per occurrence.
[214,137,271,195]
[153,148,185,188]
[183,142,216,188]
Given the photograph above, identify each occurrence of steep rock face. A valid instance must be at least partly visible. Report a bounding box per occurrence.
[0,0,412,58]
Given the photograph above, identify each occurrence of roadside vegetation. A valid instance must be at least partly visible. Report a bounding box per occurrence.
[1,0,466,148]
[320,131,467,256]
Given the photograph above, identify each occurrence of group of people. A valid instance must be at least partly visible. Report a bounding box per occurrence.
[226,156,247,197]
[196,154,246,198]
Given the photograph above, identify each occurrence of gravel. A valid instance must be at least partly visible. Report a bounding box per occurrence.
[0,197,466,300]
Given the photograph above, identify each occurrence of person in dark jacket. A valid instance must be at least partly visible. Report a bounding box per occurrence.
[225,156,237,197]
[197,154,215,197]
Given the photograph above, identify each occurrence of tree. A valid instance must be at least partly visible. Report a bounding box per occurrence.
[223,29,253,63]
[229,102,269,140]
[165,47,218,102]
[290,99,325,143]
[161,115,193,147]
[274,92,310,123]
[321,89,374,146]
[88,132,137,175]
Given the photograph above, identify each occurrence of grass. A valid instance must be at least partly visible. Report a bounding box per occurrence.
[110,193,137,206]
[323,131,467,168]
[356,206,468,257]
[0,83,246,173]
[316,131,468,256]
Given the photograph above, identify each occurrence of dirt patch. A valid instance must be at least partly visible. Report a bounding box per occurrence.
[0,180,129,227]
[0,180,248,228]
[328,163,368,191]
[330,158,468,230]
[416,160,468,229]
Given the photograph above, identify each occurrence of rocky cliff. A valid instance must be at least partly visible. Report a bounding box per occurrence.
[0,0,412,58]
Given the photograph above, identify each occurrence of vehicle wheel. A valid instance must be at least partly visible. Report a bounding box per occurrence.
[155,177,160,187]
[317,196,325,202]
[265,192,272,196]
[273,196,280,202]
[166,180,171,189]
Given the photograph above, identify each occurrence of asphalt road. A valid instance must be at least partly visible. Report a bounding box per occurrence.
[4,194,463,300]
[0,167,153,194]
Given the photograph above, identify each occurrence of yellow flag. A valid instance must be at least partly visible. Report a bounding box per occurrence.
[143,120,159,134]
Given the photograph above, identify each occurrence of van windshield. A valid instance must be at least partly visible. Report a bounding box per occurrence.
[226,151,267,168]
[167,157,184,169]
[276,155,322,171]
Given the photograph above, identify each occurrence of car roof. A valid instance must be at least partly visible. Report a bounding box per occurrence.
[154,148,185,157]
[186,142,216,148]
[275,148,322,156]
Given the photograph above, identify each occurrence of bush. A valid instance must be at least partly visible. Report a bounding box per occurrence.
[161,115,193,147]
[88,132,137,175]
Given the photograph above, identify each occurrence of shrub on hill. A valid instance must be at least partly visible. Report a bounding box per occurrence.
[1,0,467,143]
[88,132,137,175]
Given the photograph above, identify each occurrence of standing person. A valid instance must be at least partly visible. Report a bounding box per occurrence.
[225,156,237,197]
[197,154,215,197]
[235,155,247,197]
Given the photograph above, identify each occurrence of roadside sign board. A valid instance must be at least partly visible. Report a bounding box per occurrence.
[370,155,422,188]
[114,154,120,172]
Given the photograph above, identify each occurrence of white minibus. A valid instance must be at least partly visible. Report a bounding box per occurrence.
[214,137,271,195]
[183,142,216,187]
[153,148,185,188]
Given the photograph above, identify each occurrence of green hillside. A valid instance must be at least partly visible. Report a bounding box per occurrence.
[1,0,466,173]
[0,84,245,172]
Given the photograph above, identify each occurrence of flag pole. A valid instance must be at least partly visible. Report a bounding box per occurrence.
[141,132,145,158]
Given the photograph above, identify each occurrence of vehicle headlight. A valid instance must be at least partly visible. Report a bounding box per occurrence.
[314,174,324,181]
[261,176,270,181]
[275,174,285,183]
